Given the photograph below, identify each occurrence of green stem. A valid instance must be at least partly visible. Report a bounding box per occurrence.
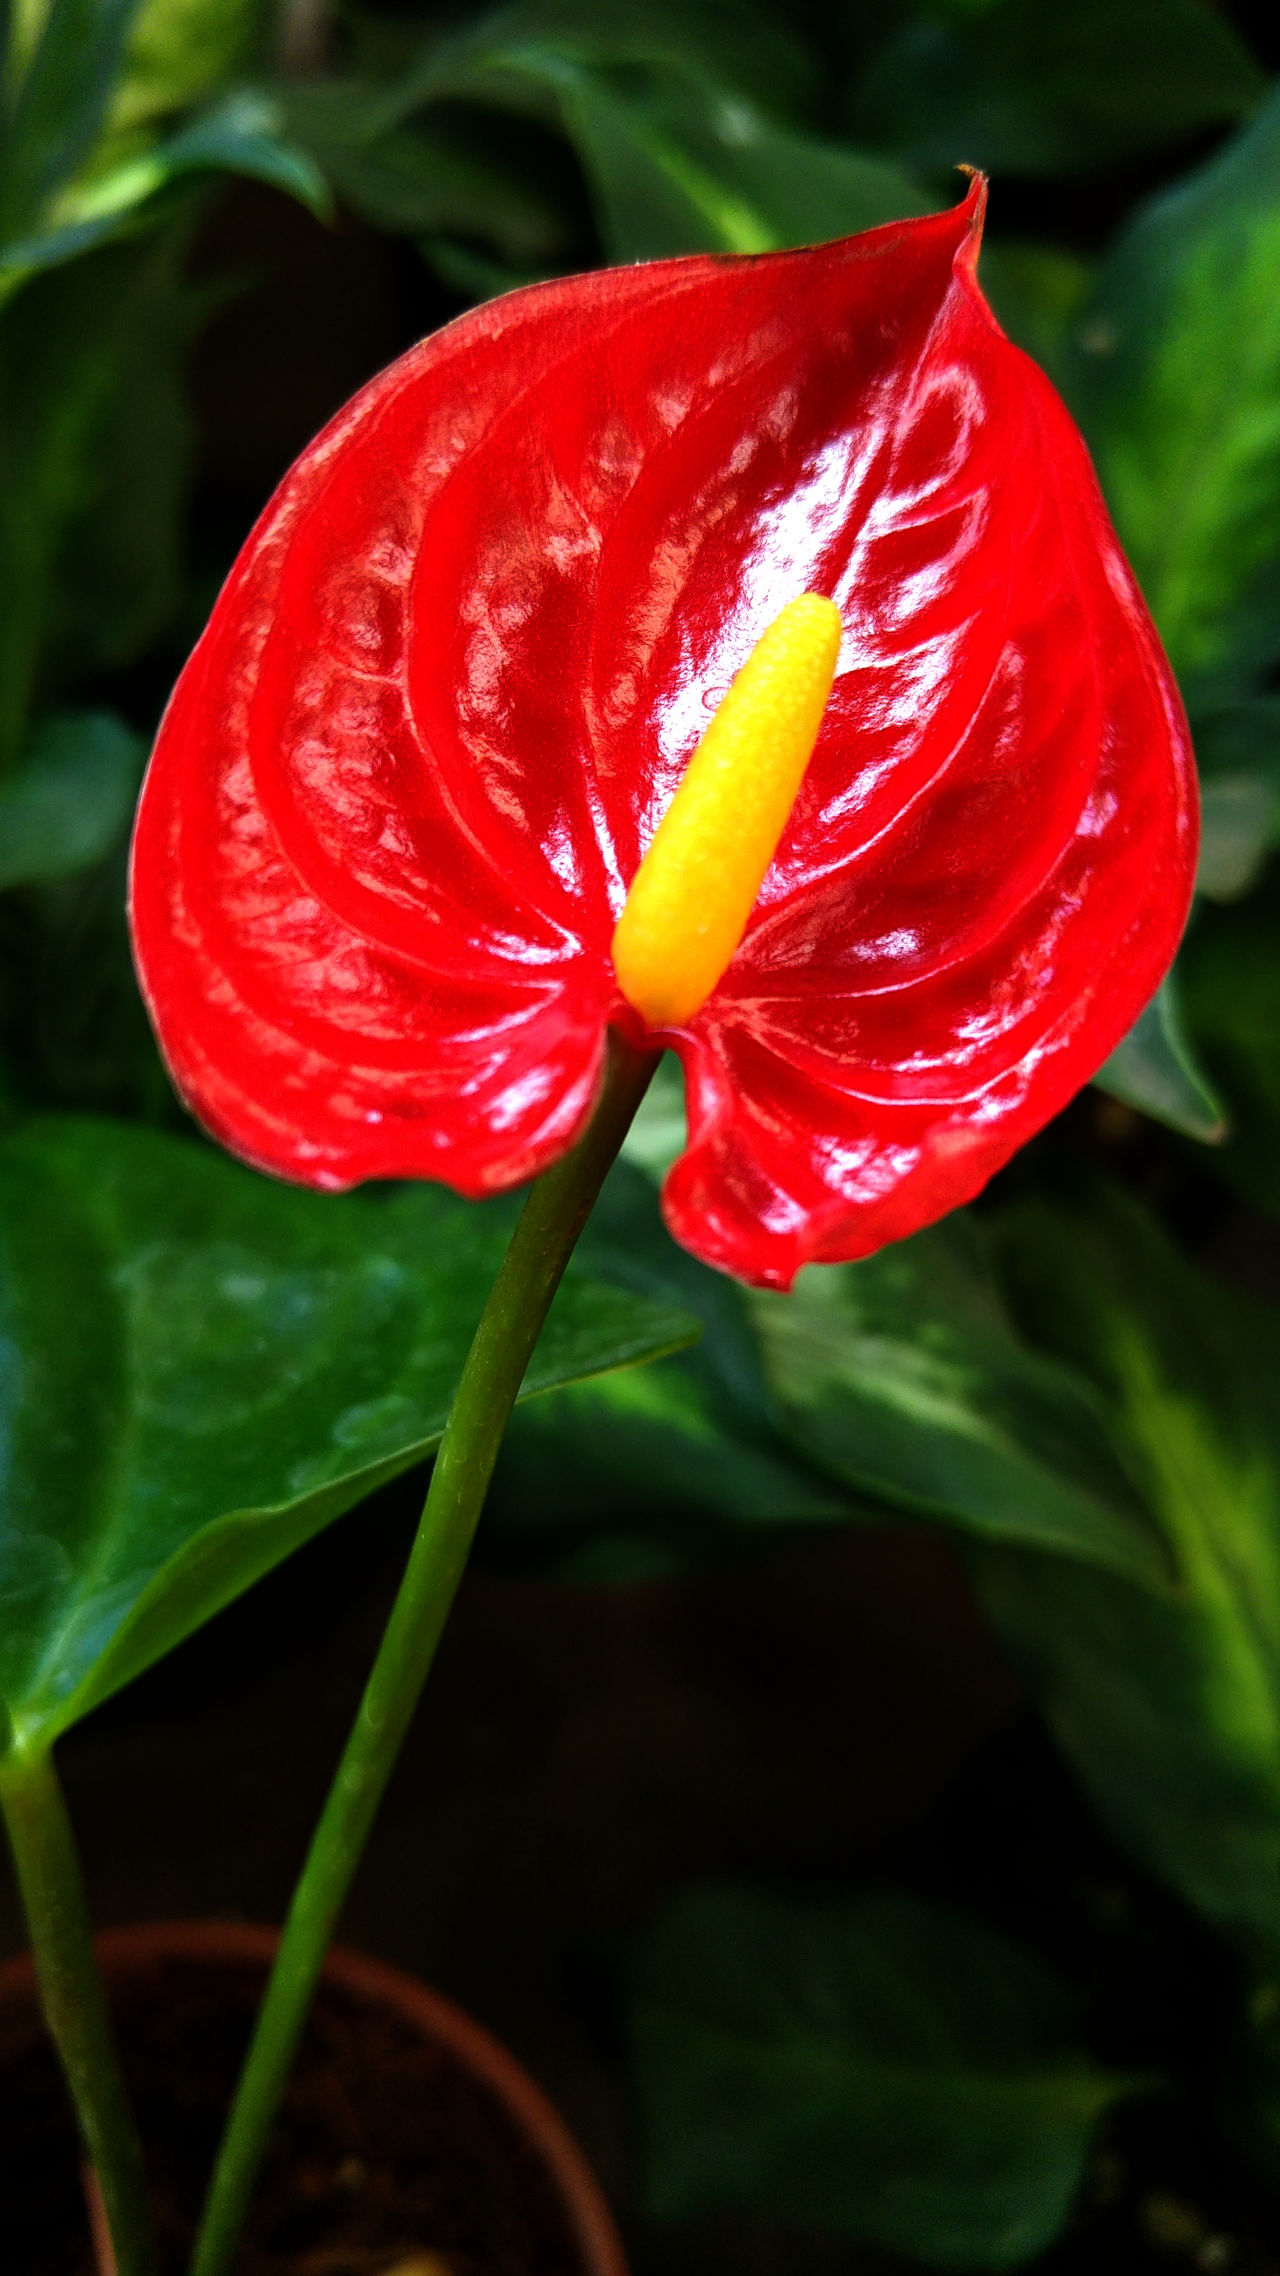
[190,1032,658,2276]
[0,1744,158,2276]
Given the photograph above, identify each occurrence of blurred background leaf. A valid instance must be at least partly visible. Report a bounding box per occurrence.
[0,225,192,764]
[1192,698,1280,900]
[976,241,1093,383]
[0,0,321,289]
[280,81,574,273]
[1071,79,1280,701]
[0,0,142,245]
[726,1168,1280,1959]
[851,0,1263,180]
[974,1185,1280,1955]
[1094,976,1227,1143]
[357,0,820,131]
[749,1215,1168,1586]
[100,0,265,148]
[488,1159,856,1579]
[632,1885,1140,2267]
[1182,872,1280,1219]
[545,59,927,260]
[0,710,143,889]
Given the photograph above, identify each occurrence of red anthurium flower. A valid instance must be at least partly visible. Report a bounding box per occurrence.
[130,180,1195,1290]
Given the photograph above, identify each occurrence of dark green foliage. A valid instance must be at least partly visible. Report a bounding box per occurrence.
[5,8,1280,2266]
[0,1118,693,1751]
[1094,977,1226,1142]
[0,0,143,243]
[977,1189,1280,1954]
[1192,698,1280,901]
[749,1211,1168,1584]
[852,0,1263,180]
[1182,873,1280,1217]
[1071,80,1280,697]
[632,1886,1139,2267]
[754,1179,1280,1956]
[0,228,192,762]
[490,1159,856,1577]
[0,711,143,889]
[530,59,928,259]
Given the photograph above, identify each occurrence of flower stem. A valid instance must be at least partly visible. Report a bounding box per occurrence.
[189,1032,658,2276]
[0,1743,158,2276]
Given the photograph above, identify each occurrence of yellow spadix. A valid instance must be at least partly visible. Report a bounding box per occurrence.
[612,592,843,1028]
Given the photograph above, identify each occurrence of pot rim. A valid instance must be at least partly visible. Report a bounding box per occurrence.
[0,1918,629,2276]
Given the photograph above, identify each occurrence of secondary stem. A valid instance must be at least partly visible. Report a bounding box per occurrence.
[190,1032,658,2276]
[0,1744,158,2276]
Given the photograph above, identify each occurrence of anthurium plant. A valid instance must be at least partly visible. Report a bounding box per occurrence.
[4,5,1280,2276]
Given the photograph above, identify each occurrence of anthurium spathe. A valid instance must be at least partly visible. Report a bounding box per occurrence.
[129,179,1196,1289]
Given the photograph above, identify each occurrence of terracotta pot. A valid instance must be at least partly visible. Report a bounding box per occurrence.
[0,1919,629,2276]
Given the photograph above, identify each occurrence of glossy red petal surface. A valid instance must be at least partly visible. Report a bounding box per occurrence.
[130,182,1195,1280]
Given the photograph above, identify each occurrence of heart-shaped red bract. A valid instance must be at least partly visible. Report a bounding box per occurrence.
[130,181,1195,1289]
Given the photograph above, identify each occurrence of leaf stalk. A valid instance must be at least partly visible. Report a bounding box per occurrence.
[0,1741,158,2276]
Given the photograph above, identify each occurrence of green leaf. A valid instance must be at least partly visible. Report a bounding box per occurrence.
[0,224,193,762]
[0,711,143,890]
[749,1214,1167,1587]
[103,0,265,145]
[976,241,1093,389]
[852,0,1263,180]
[545,58,928,260]
[0,1119,695,1752]
[0,0,140,240]
[1093,974,1227,1141]
[1197,777,1278,902]
[976,1186,1280,1949]
[0,90,330,281]
[366,0,818,138]
[282,82,571,265]
[632,1885,1138,2268]
[488,1160,853,1576]
[619,1049,686,1181]
[976,1546,1280,1956]
[0,835,173,1121]
[421,237,555,307]
[1191,697,1280,901]
[1180,870,1280,1218]
[996,1185,1280,1673]
[345,6,921,264]
[1071,81,1280,692]
[489,1356,850,1580]
[146,89,330,216]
